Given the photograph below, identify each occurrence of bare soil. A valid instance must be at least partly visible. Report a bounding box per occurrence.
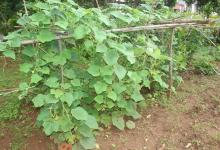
[0,60,220,150]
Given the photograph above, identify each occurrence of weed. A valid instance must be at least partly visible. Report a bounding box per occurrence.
[0,94,21,121]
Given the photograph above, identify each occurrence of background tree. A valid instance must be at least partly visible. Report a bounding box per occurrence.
[0,0,22,34]
[164,0,177,7]
[186,0,220,17]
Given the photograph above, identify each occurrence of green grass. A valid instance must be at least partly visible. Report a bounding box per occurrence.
[0,59,33,150]
[0,94,21,121]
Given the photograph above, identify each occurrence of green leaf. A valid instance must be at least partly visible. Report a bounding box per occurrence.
[17,15,30,26]
[73,25,91,40]
[94,81,107,94]
[107,91,117,101]
[127,55,136,64]
[19,82,29,91]
[45,77,59,88]
[117,99,127,108]
[93,28,106,43]
[43,120,59,135]
[30,12,50,23]
[125,101,141,119]
[78,124,93,137]
[22,46,37,57]
[38,67,50,75]
[35,2,50,10]
[37,30,56,43]
[55,19,68,30]
[64,69,76,79]
[98,14,111,26]
[32,94,45,107]
[153,74,168,88]
[0,44,6,52]
[84,40,93,50]
[85,115,98,129]
[103,76,112,84]
[61,83,71,89]
[127,71,142,83]
[3,50,15,59]
[71,79,81,87]
[20,63,33,73]
[71,107,88,121]
[100,114,111,127]
[87,64,100,77]
[31,74,42,84]
[58,116,74,132]
[44,94,59,104]
[72,91,85,101]
[126,120,135,129]
[37,109,50,122]
[50,89,64,98]
[110,11,132,23]
[80,137,96,150]
[112,83,126,94]
[100,66,113,76]
[52,55,66,66]
[131,89,144,102]
[60,92,74,106]
[96,43,107,53]
[103,50,119,65]
[107,101,115,108]
[94,95,104,104]
[114,64,127,80]
[112,116,125,130]
[10,38,21,47]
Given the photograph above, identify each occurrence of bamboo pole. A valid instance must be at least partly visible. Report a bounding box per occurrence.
[150,19,209,25]
[12,22,209,46]
[57,37,64,84]
[167,28,175,99]
[105,22,205,33]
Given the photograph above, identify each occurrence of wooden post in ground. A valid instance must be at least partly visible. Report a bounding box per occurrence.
[167,28,175,99]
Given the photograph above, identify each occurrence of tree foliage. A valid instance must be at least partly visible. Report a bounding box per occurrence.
[186,0,220,16]
[0,0,22,33]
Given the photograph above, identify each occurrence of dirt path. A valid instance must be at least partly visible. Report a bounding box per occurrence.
[0,60,220,150]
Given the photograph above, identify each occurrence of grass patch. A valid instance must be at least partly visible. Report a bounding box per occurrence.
[0,94,21,121]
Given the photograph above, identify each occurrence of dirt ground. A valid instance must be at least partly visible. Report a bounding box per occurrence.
[0,60,220,150]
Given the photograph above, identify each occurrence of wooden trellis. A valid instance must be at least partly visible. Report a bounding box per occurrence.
[1,19,217,98]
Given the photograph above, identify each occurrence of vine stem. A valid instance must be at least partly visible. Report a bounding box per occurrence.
[22,0,28,15]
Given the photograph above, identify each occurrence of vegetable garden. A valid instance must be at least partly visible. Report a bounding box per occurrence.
[0,0,220,149]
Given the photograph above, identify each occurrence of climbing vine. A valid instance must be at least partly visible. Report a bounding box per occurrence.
[0,0,212,149]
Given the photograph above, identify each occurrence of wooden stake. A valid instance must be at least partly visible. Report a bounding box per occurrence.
[168,28,175,99]
[22,0,28,15]
[57,38,64,84]
[95,0,100,9]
